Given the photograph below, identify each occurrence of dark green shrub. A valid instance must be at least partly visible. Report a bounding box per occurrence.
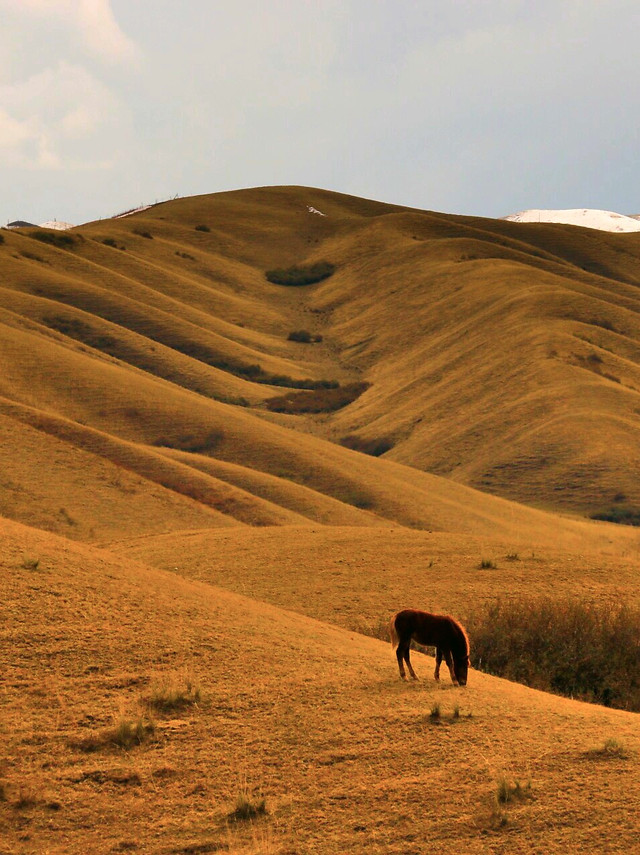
[287,330,323,343]
[265,260,335,286]
[288,330,312,343]
[175,250,195,260]
[265,382,369,414]
[340,434,393,456]
[102,237,118,247]
[195,224,210,232]
[152,430,223,454]
[28,229,76,249]
[590,507,640,526]
[467,597,640,711]
[43,315,118,354]
[132,228,153,239]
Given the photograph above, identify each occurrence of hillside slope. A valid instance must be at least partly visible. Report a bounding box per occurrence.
[3,517,640,855]
[3,185,640,530]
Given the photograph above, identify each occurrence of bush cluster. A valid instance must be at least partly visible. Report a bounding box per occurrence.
[287,330,323,343]
[170,339,335,389]
[265,382,369,414]
[591,506,640,526]
[28,229,76,249]
[265,261,335,286]
[466,597,640,711]
[340,434,393,456]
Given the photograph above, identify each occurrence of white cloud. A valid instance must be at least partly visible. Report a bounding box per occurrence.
[4,0,139,64]
[0,62,127,169]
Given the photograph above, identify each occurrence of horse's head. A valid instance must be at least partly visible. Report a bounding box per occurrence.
[454,657,469,686]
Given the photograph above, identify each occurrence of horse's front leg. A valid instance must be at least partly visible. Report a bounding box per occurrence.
[434,647,442,682]
[443,650,459,686]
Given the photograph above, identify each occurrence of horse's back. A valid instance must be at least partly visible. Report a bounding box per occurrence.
[393,609,458,647]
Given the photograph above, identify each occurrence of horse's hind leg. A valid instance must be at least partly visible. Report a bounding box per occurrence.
[434,648,442,682]
[396,643,408,680]
[443,649,459,686]
[403,643,418,680]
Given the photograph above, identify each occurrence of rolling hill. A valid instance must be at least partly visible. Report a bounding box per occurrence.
[2,186,640,853]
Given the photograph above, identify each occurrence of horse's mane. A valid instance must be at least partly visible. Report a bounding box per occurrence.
[445,615,470,659]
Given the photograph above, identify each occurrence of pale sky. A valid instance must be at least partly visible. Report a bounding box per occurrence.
[1,0,639,226]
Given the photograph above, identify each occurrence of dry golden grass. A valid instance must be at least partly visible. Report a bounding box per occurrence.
[3,186,640,852]
[2,517,640,855]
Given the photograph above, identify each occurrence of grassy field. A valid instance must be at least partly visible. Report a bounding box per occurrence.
[2,186,640,853]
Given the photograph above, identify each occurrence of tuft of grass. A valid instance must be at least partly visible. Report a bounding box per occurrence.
[505,552,520,561]
[146,673,202,713]
[430,701,441,720]
[228,791,267,822]
[265,260,335,286]
[586,738,630,759]
[479,558,497,569]
[21,555,40,571]
[14,787,39,809]
[496,777,532,804]
[452,704,461,720]
[72,716,156,752]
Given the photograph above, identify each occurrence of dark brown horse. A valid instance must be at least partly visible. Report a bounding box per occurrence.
[390,609,470,686]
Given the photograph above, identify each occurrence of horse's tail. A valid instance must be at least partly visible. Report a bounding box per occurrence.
[389,613,399,649]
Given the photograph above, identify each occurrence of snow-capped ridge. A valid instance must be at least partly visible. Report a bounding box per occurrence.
[503,208,640,233]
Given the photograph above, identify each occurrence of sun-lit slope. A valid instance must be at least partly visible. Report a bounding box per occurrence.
[113,524,640,633]
[4,247,633,540]
[299,208,640,515]
[4,185,640,525]
[3,516,640,855]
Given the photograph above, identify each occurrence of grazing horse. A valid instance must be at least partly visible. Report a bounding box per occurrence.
[390,609,470,686]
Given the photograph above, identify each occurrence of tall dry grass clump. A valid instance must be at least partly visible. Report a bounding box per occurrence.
[467,597,640,711]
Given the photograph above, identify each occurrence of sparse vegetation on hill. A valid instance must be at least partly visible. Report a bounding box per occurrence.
[340,434,394,456]
[265,260,335,286]
[590,506,640,526]
[287,329,322,343]
[27,229,77,249]
[467,597,640,711]
[265,381,369,413]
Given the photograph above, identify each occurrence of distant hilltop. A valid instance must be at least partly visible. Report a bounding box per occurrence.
[4,219,74,230]
[503,208,640,233]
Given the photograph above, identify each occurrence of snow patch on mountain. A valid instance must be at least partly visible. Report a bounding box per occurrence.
[503,209,640,233]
